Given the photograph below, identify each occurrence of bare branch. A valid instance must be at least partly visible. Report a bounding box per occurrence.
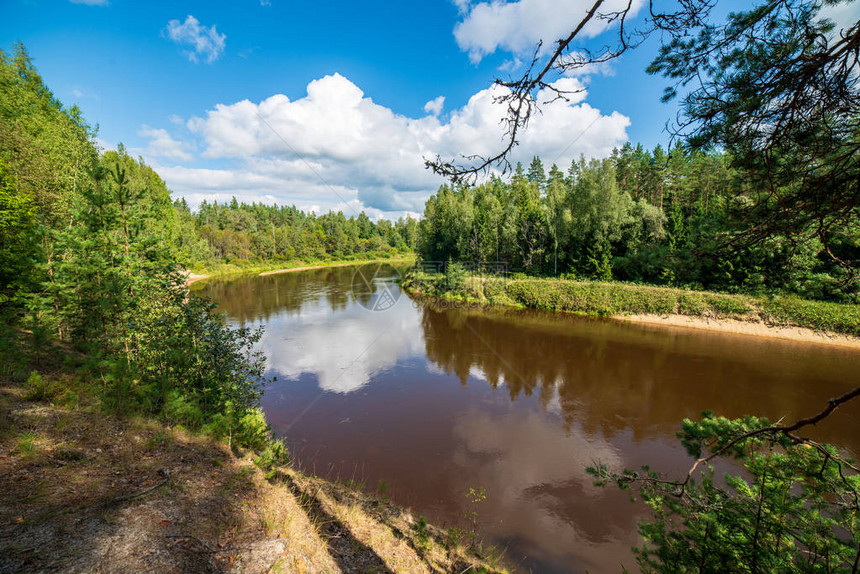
[427,0,609,181]
[609,386,860,498]
[426,0,718,181]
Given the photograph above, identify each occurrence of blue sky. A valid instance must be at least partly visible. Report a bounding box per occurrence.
[8,0,847,218]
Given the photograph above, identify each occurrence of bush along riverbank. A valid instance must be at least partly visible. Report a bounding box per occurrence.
[401,267,860,341]
[0,347,508,574]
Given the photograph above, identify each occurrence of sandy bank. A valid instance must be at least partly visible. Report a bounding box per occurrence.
[258,261,364,276]
[185,272,210,285]
[619,314,860,350]
[186,258,413,286]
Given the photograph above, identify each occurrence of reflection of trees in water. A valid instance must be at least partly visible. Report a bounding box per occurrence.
[420,306,860,449]
[196,265,398,323]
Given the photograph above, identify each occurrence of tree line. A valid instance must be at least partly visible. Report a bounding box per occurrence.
[175,197,417,267]
[417,148,857,303]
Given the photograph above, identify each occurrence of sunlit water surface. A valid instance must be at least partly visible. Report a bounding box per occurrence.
[196,264,860,573]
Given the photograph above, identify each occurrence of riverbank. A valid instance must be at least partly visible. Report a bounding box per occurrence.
[0,367,506,573]
[619,313,860,349]
[258,260,390,276]
[185,272,210,284]
[185,254,416,285]
[402,272,860,347]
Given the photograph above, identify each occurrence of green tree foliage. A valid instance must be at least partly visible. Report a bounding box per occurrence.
[416,146,855,302]
[0,45,278,451]
[590,400,860,573]
[183,198,417,268]
[649,0,860,288]
[526,156,546,190]
[0,43,99,310]
[0,43,98,226]
[0,160,36,304]
[418,157,653,277]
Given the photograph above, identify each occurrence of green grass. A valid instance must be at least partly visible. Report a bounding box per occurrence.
[403,272,860,337]
[189,253,415,279]
[13,432,38,458]
[760,295,860,336]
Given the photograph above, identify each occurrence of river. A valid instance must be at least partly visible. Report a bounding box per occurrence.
[196,263,860,573]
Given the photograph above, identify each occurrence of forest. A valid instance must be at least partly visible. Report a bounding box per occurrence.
[417,150,858,303]
[176,199,417,268]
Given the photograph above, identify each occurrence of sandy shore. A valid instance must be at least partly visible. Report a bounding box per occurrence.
[259,259,402,277]
[619,313,860,350]
[185,272,211,285]
[183,263,349,285]
[186,259,410,284]
[258,261,366,276]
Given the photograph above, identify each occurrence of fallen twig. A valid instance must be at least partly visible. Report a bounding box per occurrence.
[112,468,171,503]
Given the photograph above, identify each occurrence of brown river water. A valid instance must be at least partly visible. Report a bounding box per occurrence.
[196,263,860,573]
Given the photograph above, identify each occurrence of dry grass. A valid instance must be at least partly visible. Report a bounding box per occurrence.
[0,374,508,574]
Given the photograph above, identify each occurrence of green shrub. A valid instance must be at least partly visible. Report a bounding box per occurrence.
[24,371,59,402]
[705,294,753,316]
[483,278,506,299]
[0,323,26,380]
[164,392,204,428]
[58,389,80,409]
[201,412,230,441]
[591,411,860,573]
[677,292,707,315]
[444,262,468,292]
[253,438,289,473]
[237,408,273,452]
[145,430,170,451]
[488,293,517,307]
[411,515,432,553]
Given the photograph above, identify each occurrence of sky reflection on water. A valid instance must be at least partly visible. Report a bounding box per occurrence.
[199,264,860,573]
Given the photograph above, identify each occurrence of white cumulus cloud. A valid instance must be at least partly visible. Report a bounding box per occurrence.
[423,96,446,116]
[145,73,628,218]
[452,0,474,13]
[820,0,860,35]
[253,290,424,394]
[454,0,645,63]
[137,126,194,162]
[165,15,226,64]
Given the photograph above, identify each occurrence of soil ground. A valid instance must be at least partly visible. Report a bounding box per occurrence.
[0,375,507,574]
